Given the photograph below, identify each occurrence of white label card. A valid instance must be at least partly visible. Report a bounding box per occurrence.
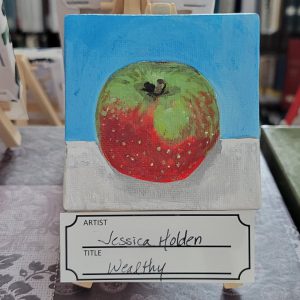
[60,211,254,282]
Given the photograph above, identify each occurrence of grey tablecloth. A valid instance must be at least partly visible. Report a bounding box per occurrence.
[0,127,64,185]
[1,127,300,300]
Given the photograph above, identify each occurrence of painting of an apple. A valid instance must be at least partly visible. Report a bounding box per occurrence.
[96,62,219,182]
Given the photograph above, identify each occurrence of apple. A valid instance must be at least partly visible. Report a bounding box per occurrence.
[96,62,219,182]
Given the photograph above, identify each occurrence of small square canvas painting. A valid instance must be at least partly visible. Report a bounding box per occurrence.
[64,14,260,211]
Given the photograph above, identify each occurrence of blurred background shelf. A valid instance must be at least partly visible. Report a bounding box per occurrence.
[3,0,300,126]
[4,0,60,48]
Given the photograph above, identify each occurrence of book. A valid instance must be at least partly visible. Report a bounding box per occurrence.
[234,0,241,12]
[260,54,282,104]
[46,0,59,32]
[217,0,236,13]
[214,0,219,12]
[296,0,300,33]
[241,0,257,13]
[283,39,300,108]
[3,0,16,31]
[260,0,283,35]
[260,55,277,91]
[284,0,298,33]
[16,0,44,33]
[274,54,286,92]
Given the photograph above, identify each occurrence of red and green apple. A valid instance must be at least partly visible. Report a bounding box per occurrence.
[96,62,219,182]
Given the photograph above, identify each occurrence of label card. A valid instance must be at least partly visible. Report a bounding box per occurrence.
[60,211,254,282]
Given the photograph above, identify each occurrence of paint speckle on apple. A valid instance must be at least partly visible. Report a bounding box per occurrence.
[96,62,220,182]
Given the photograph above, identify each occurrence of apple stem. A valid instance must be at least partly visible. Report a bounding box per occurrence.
[142,79,167,99]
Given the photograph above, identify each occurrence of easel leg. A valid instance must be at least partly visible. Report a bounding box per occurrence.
[223,283,243,289]
[144,2,177,14]
[0,106,22,148]
[112,0,124,14]
[123,0,141,14]
[74,282,93,289]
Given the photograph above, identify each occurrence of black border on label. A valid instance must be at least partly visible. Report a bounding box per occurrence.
[64,213,251,281]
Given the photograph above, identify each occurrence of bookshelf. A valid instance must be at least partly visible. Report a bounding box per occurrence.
[3,0,300,125]
[4,0,60,48]
[258,0,300,125]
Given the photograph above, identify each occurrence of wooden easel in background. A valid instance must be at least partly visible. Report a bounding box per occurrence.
[99,0,177,14]
[16,55,63,126]
[0,54,62,149]
[0,64,27,148]
[0,105,22,148]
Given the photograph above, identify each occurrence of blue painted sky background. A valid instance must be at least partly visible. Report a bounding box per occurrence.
[65,14,259,141]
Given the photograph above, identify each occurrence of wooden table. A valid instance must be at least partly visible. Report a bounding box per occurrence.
[1,126,300,299]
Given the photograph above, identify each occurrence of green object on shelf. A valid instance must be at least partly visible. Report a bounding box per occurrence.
[261,126,300,231]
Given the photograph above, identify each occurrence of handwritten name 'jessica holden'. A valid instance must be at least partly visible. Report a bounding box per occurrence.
[98,229,202,251]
